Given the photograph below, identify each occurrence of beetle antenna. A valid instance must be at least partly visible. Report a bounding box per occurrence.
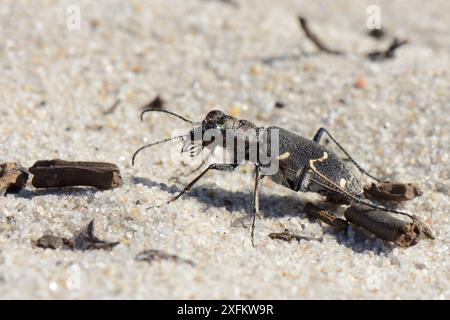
[132,135,186,166]
[140,108,198,125]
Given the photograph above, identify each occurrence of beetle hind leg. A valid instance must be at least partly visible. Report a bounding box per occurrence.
[313,127,383,182]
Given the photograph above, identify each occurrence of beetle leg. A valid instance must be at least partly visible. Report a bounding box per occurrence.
[186,150,214,176]
[313,127,382,182]
[147,163,239,209]
[251,164,261,247]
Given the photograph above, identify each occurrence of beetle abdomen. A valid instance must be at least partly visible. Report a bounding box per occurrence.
[265,126,363,197]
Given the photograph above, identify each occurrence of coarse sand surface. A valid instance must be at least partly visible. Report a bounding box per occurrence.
[0,0,448,299]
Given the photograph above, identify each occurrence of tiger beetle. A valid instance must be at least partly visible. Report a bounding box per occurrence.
[132,109,433,246]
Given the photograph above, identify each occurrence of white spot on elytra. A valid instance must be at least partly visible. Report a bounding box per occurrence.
[277,152,290,160]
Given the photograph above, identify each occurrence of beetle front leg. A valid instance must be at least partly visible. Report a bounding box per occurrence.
[148,163,239,209]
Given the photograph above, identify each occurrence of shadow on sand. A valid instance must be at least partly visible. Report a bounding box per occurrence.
[131,176,394,255]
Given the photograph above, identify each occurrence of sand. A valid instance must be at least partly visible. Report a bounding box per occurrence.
[0,0,448,299]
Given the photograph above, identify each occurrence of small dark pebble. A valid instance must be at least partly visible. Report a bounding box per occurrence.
[6,216,16,225]
[274,101,286,109]
[367,28,386,39]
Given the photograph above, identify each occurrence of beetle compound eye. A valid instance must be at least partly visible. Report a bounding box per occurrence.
[205,110,225,122]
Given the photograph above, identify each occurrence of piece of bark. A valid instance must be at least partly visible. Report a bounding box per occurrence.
[364,181,423,202]
[34,220,119,251]
[304,203,349,232]
[0,162,29,196]
[35,235,74,250]
[29,159,122,190]
[344,206,430,247]
[135,249,195,266]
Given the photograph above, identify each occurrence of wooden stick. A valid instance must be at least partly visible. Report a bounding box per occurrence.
[298,16,344,55]
[29,159,122,190]
[344,206,422,247]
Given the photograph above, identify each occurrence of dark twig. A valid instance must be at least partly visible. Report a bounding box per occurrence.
[73,220,119,250]
[102,99,121,115]
[298,16,408,62]
[269,229,323,243]
[298,16,344,55]
[367,38,408,61]
[34,220,119,251]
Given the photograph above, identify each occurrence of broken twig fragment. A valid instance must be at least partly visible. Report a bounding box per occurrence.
[367,38,408,61]
[29,159,122,190]
[103,99,121,115]
[344,206,432,247]
[364,181,423,202]
[34,220,119,251]
[135,250,195,266]
[0,162,29,196]
[269,230,323,243]
[73,220,119,250]
[298,17,407,61]
[298,16,344,55]
[305,203,348,232]
[35,235,74,250]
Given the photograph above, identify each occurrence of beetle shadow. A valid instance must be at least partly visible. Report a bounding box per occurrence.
[132,176,394,256]
[252,49,330,66]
